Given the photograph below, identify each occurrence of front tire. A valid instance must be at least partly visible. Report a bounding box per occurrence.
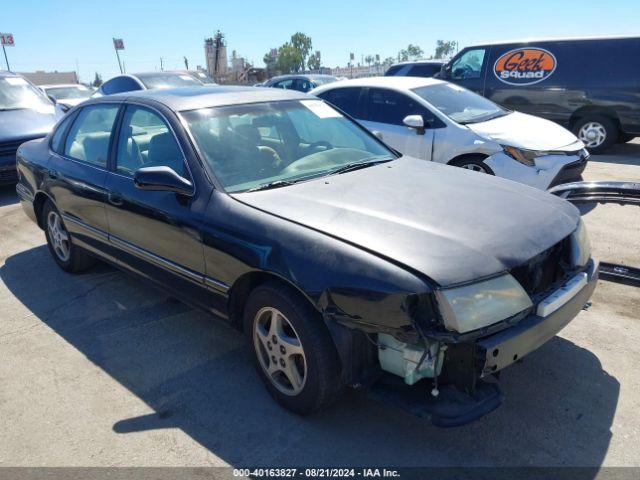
[43,200,96,273]
[573,115,617,154]
[244,281,343,414]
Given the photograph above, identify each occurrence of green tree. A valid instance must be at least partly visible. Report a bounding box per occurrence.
[307,52,321,71]
[275,42,303,74]
[398,44,424,62]
[290,32,313,72]
[434,40,457,59]
[364,55,374,67]
[92,72,103,87]
[263,32,314,74]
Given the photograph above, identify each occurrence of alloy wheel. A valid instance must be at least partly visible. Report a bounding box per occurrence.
[578,122,607,148]
[460,163,487,173]
[47,210,71,262]
[253,306,307,396]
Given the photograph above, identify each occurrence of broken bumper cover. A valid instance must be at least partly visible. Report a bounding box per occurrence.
[478,259,598,376]
[549,156,589,187]
[369,260,598,428]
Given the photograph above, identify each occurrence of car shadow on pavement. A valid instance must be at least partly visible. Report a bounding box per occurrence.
[1,245,619,469]
[0,185,18,207]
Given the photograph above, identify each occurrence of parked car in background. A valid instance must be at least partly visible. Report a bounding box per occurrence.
[312,77,588,189]
[0,72,65,186]
[262,74,338,92]
[40,83,94,111]
[385,60,445,78]
[16,86,597,425]
[439,35,640,153]
[93,71,204,96]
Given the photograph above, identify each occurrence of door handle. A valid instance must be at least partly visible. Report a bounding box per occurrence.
[108,191,124,206]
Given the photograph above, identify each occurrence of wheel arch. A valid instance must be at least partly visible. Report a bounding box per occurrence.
[447,152,489,166]
[227,270,320,332]
[570,106,621,129]
[33,191,54,230]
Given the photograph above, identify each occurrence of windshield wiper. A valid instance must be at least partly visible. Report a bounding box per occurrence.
[325,158,393,176]
[246,180,296,192]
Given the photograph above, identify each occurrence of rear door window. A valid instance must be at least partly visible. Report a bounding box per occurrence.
[272,79,294,89]
[317,87,364,118]
[64,104,119,167]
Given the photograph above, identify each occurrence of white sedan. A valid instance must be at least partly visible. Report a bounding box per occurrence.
[311,77,588,189]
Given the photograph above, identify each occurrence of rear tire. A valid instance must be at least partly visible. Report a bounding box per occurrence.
[244,281,343,415]
[572,115,617,154]
[42,200,96,273]
[450,156,494,175]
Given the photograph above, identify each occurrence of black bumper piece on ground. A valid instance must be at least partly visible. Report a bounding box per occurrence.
[368,260,598,428]
[368,374,504,428]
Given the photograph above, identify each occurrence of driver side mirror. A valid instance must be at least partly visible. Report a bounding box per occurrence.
[134,166,194,196]
[403,115,426,135]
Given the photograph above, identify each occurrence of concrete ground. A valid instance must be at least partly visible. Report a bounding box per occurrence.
[0,142,639,468]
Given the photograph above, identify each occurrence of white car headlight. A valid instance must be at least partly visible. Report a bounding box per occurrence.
[435,274,533,334]
[501,145,544,167]
[570,218,591,267]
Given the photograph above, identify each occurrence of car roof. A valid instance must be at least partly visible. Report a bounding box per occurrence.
[313,76,445,92]
[467,33,640,48]
[92,85,311,111]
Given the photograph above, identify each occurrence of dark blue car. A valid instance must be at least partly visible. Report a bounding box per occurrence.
[0,72,64,185]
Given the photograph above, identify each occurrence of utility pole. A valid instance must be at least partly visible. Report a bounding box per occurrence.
[160,57,164,71]
[183,56,188,70]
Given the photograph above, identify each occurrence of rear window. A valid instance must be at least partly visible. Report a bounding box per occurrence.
[407,64,442,77]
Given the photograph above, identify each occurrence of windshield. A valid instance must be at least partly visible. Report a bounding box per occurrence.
[412,83,508,124]
[311,76,338,86]
[182,100,394,193]
[0,76,53,111]
[136,73,202,90]
[45,85,92,100]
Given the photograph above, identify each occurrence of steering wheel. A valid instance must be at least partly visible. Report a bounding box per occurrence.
[257,145,283,169]
[300,140,333,157]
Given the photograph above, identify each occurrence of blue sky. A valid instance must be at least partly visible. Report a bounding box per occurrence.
[2,0,639,82]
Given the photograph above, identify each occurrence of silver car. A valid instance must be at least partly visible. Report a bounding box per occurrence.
[312,77,589,189]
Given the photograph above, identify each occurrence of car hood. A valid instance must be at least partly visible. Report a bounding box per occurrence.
[233,157,579,287]
[0,106,61,142]
[467,111,581,151]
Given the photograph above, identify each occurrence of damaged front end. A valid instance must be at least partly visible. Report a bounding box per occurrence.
[348,223,600,427]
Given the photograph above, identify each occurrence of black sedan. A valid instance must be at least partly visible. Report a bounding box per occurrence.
[16,86,597,426]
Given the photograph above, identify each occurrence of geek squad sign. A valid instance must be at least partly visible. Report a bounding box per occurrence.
[493,47,557,85]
